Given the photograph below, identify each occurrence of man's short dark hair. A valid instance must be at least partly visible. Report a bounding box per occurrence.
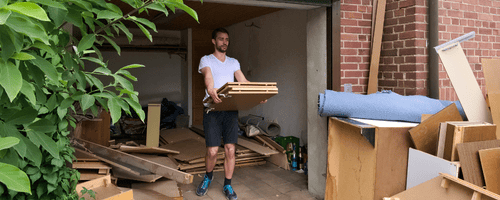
[212,27,229,39]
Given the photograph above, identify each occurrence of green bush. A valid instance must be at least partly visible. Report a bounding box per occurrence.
[0,0,199,199]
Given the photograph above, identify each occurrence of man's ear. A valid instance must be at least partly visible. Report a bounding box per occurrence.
[212,39,216,45]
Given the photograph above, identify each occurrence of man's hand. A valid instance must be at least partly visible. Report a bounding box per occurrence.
[208,88,222,104]
[260,99,267,104]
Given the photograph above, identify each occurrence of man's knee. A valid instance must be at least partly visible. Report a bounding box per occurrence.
[207,147,219,158]
[224,144,236,159]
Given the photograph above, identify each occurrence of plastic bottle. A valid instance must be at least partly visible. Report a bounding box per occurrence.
[298,146,303,170]
[291,144,297,171]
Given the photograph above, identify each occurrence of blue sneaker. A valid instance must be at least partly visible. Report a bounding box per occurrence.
[196,174,213,196]
[223,185,238,200]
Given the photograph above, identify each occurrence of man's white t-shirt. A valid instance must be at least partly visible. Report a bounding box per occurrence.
[198,54,241,105]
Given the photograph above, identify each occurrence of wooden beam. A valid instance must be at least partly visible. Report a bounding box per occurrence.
[366,0,387,94]
[74,138,193,184]
[237,137,279,156]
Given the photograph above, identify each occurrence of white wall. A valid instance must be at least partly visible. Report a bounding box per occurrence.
[98,51,185,107]
[226,9,308,144]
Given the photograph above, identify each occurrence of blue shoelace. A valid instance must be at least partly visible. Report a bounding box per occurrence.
[202,176,211,188]
[224,185,234,194]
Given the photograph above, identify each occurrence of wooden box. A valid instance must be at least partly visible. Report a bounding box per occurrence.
[325,117,417,200]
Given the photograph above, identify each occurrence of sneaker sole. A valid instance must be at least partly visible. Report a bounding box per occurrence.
[223,189,237,200]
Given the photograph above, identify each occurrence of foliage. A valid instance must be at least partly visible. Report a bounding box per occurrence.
[0,0,199,199]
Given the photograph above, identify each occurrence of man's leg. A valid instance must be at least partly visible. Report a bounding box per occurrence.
[223,143,236,180]
[222,110,239,199]
[197,110,222,196]
[206,146,219,173]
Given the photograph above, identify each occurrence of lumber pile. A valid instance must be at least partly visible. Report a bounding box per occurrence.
[203,82,278,111]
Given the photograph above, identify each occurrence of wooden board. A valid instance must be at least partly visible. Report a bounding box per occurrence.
[75,138,193,184]
[159,128,205,144]
[76,175,133,200]
[266,152,290,170]
[409,103,463,155]
[112,167,162,183]
[255,135,285,153]
[443,122,496,161]
[132,180,182,199]
[406,148,459,189]
[72,162,111,170]
[456,140,500,187]
[366,0,387,94]
[119,145,179,154]
[74,148,141,176]
[206,93,277,111]
[160,139,209,162]
[482,58,500,139]
[78,170,107,181]
[237,137,278,156]
[74,150,99,162]
[146,104,161,147]
[436,122,449,158]
[436,42,492,123]
[133,188,181,200]
[387,173,500,200]
[131,153,178,170]
[478,147,500,194]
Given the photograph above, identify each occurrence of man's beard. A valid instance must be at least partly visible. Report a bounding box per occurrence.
[216,45,227,53]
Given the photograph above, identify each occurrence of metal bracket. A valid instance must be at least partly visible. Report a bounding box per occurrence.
[335,117,376,147]
[434,31,475,52]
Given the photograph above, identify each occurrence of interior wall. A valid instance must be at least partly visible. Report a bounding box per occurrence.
[226,9,308,144]
[97,51,185,108]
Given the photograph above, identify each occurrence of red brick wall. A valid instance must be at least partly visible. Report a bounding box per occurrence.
[437,0,500,100]
[340,0,500,99]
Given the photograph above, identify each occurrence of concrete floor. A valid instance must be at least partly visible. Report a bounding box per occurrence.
[178,162,318,200]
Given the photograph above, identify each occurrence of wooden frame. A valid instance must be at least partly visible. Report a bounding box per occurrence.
[76,175,133,200]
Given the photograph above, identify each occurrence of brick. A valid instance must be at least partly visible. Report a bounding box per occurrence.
[381,49,398,56]
[362,27,371,34]
[479,42,493,49]
[341,78,359,84]
[359,78,368,85]
[464,12,478,19]
[386,2,399,10]
[400,64,417,71]
[451,18,460,25]
[400,31,416,39]
[343,64,359,69]
[344,0,362,4]
[405,88,417,95]
[447,10,463,18]
[446,25,463,33]
[342,34,358,41]
[416,72,428,79]
[345,56,362,62]
[442,17,451,25]
[395,57,405,64]
[385,18,399,26]
[442,2,451,9]
[405,39,427,47]
[479,28,493,35]
[400,0,416,8]
[341,19,358,26]
[380,80,398,87]
[403,80,417,88]
[358,35,368,41]
[345,41,363,48]
[451,2,460,10]
[382,57,394,64]
[342,4,358,11]
[362,42,371,48]
[400,48,418,56]
[479,0,491,6]
[359,49,370,55]
[358,5,369,12]
[345,26,362,34]
[383,34,399,41]
[400,16,417,24]
[416,88,428,96]
[363,13,372,20]
[344,70,364,78]
[394,88,405,95]
[342,49,358,55]
[394,72,404,79]
[358,20,372,26]
[394,25,405,32]
[380,65,398,71]
[394,9,405,17]
[345,12,364,19]
[479,13,493,21]
[394,41,404,48]
[382,42,393,50]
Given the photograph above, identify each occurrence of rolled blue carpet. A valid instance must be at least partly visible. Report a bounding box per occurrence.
[318,90,466,123]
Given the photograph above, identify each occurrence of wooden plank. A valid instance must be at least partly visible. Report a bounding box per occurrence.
[75,138,193,184]
[99,111,111,147]
[456,140,500,187]
[237,137,278,156]
[255,135,285,153]
[132,180,182,199]
[119,145,179,154]
[78,170,107,181]
[206,93,277,111]
[436,42,492,123]
[72,162,111,170]
[253,136,276,150]
[76,175,134,200]
[481,58,500,139]
[366,0,387,94]
[131,153,178,169]
[478,147,500,194]
[146,103,161,147]
[409,103,463,155]
[406,148,459,189]
[443,122,496,161]
[75,149,100,162]
[266,152,290,170]
[387,174,500,200]
[436,122,449,158]
[74,148,141,176]
[160,128,205,144]
[160,139,210,162]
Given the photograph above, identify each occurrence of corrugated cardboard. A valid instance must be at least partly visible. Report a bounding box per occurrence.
[146,104,161,147]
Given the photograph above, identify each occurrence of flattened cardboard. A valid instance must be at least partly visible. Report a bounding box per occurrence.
[132,179,182,198]
[160,139,208,161]
[456,140,500,186]
[159,128,205,144]
[409,104,462,155]
[146,104,161,147]
[406,148,459,189]
[482,58,500,139]
[478,147,500,194]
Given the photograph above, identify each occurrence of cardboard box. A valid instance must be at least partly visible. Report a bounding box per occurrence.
[146,104,161,147]
[325,117,417,200]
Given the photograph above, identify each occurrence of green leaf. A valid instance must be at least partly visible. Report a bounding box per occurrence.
[47,6,67,28]
[36,182,46,198]
[85,74,103,92]
[11,52,35,60]
[26,131,59,159]
[66,7,83,29]
[30,54,58,83]
[77,34,96,53]
[0,62,22,102]
[4,2,50,21]
[145,2,169,17]
[5,107,37,125]
[129,16,156,32]
[0,26,16,61]
[117,69,137,81]
[74,70,87,91]
[120,0,138,8]
[50,158,63,167]
[28,0,67,10]
[0,137,19,151]
[81,57,106,67]
[60,97,74,109]
[120,64,144,70]
[32,42,56,56]
[28,119,57,133]
[114,22,132,42]
[105,3,122,15]
[134,21,152,42]
[0,149,19,167]
[124,97,145,121]
[101,35,121,56]
[0,150,6,158]
[80,94,95,112]
[0,0,7,8]
[93,66,111,75]
[57,106,67,120]
[20,80,36,106]
[46,94,57,111]
[68,0,92,11]
[113,74,134,91]
[108,97,121,124]
[0,9,11,24]
[0,122,26,159]
[43,172,57,185]
[166,1,199,22]
[96,10,121,19]
[0,163,31,194]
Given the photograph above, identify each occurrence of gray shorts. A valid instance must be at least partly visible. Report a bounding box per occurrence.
[203,110,239,147]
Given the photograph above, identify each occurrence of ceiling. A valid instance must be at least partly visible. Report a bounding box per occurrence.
[112,0,323,31]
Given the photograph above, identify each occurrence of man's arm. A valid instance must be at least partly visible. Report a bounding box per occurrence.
[234,70,249,82]
[201,67,222,104]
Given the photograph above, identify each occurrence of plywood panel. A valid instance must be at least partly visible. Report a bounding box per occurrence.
[206,93,277,111]
[160,128,205,144]
[482,58,500,139]
[456,140,500,186]
[443,122,497,161]
[119,146,179,154]
[160,139,208,161]
[478,147,500,194]
[409,104,462,155]
[146,104,161,147]
[237,137,278,156]
[436,42,492,123]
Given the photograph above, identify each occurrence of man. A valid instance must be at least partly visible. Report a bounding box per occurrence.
[196,27,265,200]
